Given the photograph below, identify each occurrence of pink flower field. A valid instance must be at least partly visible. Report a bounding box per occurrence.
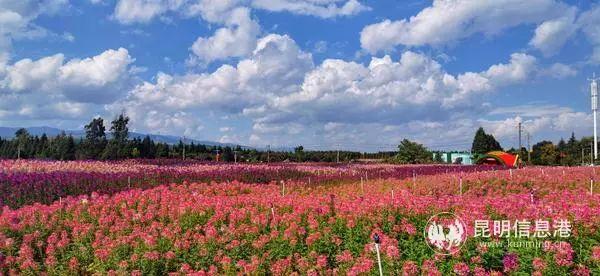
[0,161,599,275]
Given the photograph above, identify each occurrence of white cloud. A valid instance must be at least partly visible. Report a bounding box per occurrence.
[189,7,260,64]
[539,63,577,79]
[59,48,133,88]
[112,0,368,24]
[0,48,135,123]
[0,0,69,53]
[257,52,538,131]
[116,44,545,146]
[250,0,369,18]
[360,0,567,53]
[62,32,75,42]
[114,0,185,24]
[529,9,578,57]
[489,104,574,118]
[480,111,591,146]
[483,53,537,85]
[112,34,313,134]
[1,48,134,103]
[578,6,600,63]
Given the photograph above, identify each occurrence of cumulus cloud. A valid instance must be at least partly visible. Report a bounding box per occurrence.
[253,52,539,134]
[189,7,260,64]
[1,48,134,103]
[113,0,367,62]
[111,34,313,135]
[114,0,185,24]
[112,0,368,24]
[360,0,567,53]
[116,35,553,146]
[0,48,135,123]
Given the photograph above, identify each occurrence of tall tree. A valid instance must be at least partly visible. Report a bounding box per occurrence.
[83,117,107,159]
[471,127,502,155]
[395,139,432,164]
[15,128,30,159]
[102,113,130,160]
[294,145,305,162]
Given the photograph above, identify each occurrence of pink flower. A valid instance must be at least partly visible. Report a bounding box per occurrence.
[68,257,79,271]
[591,246,600,261]
[271,257,291,275]
[385,244,400,259]
[503,253,519,273]
[453,262,470,276]
[532,257,546,271]
[473,266,488,276]
[402,260,419,276]
[572,265,591,276]
[335,250,353,263]
[316,255,328,269]
[164,251,176,260]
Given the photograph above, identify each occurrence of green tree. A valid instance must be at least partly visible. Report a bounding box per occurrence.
[294,145,305,162]
[102,113,130,160]
[471,127,502,155]
[15,128,30,159]
[48,132,75,160]
[395,139,432,164]
[434,152,445,163]
[539,143,558,165]
[140,136,156,158]
[531,141,556,165]
[83,117,107,159]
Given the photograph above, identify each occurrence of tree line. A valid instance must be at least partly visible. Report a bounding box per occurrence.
[392,127,598,166]
[0,115,595,165]
[0,115,395,162]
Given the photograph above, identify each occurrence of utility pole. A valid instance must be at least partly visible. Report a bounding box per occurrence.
[527,132,531,164]
[182,136,186,160]
[591,73,598,164]
[233,150,238,163]
[518,122,522,155]
[336,144,340,163]
[267,145,270,163]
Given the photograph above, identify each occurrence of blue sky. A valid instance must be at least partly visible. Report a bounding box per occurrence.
[1,0,599,151]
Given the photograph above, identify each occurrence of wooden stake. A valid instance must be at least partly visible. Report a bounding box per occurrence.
[374,243,383,276]
[360,177,364,195]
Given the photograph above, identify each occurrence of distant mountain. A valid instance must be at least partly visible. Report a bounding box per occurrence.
[0,126,248,148]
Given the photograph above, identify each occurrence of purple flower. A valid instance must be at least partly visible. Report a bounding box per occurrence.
[503,253,519,272]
